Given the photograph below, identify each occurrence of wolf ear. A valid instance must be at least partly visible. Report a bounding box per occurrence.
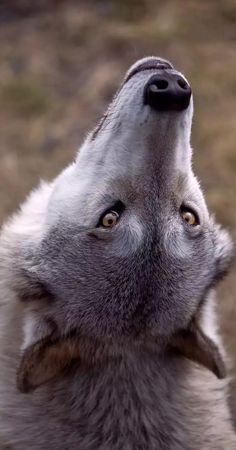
[212,222,234,279]
[170,317,226,379]
[17,317,81,393]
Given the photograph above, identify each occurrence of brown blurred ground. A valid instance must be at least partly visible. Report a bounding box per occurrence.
[0,0,236,418]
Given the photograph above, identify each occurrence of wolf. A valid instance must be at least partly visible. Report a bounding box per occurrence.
[0,56,235,449]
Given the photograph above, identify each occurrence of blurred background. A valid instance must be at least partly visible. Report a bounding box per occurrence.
[0,0,236,418]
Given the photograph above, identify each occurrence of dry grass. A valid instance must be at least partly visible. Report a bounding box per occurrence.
[0,0,236,418]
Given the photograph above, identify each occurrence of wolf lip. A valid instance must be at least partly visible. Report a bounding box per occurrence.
[125,58,174,83]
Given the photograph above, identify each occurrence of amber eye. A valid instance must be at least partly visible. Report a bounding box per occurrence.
[101,211,119,228]
[181,208,199,226]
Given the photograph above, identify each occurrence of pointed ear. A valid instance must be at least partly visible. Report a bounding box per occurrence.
[17,317,81,393]
[17,334,81,393]
[212,221,234,279]
[170,317,226,379]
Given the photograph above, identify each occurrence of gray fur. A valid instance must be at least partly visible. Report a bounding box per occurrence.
[0,56,235,449]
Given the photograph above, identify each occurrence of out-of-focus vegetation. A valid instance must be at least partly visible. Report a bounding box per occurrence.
[0,0,236,417]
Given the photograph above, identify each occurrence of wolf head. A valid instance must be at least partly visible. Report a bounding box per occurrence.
[6,57,232,392]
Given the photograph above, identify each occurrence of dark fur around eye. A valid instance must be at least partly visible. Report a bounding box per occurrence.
[180,205,200,226]
[97,200,125,227]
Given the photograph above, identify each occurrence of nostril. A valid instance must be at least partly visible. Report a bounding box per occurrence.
[144,72,191,111]
[177,78,188,90]
[149,79,168,91]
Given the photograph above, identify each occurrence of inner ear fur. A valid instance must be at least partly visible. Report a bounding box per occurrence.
[170,317,226,379]
[17,334,81,394]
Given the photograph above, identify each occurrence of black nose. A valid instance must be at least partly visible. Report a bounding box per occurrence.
[144,72,191,111]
